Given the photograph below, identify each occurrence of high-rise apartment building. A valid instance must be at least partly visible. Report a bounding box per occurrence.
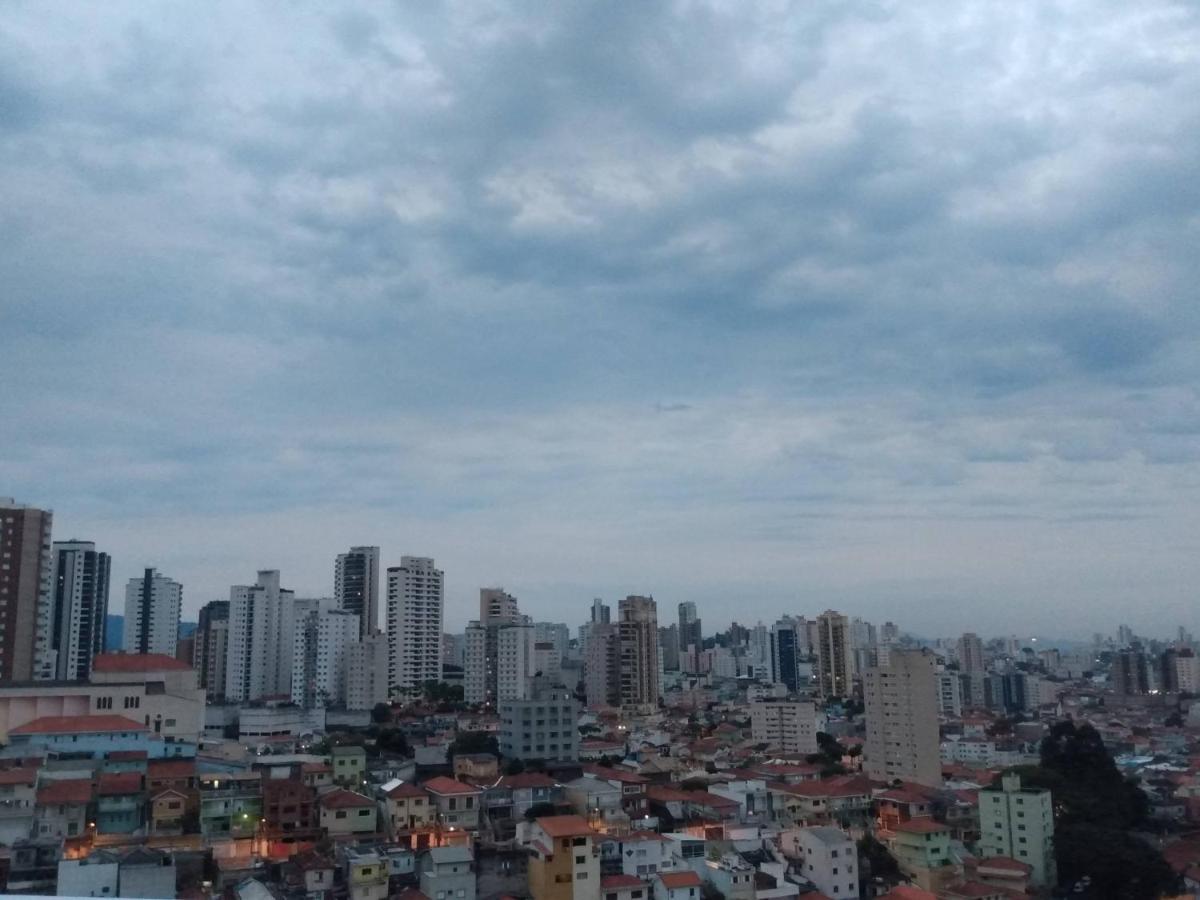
[618,595,659,713]
[463,587,523,706]
[770,617,805,695]
[480,587,520,623]
[815,610,853,698]
[499,679,580,762]
[386,557,444,694]
[678,601,702,671]
[194,600,229,700]
[978,774,1055,886]
[863,648,942,787]
[335,546,380,638]
[344,632,389,711]
[0,499,53,682]
[658,624,680,671]
[584,622,620,709]
[957,633,985,673]
[291,608,360,708]
[936,670,963,718]
[48,541,111,681]
[226,570,295,702]
[590,598,610,625]
[750,700,820,755]
[496,619,536,700]
[122,568,182,658]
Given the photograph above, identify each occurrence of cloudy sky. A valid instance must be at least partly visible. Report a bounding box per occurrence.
[3,2,1199,638]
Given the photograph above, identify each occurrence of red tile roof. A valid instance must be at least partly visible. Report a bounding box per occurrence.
[0,767,38,786]
[107,750,149,761]
[659,871,702,889]
[147,759,195,777]
[422,776,480,795]
[895,817,949,835]
[37,778,93,805]
[944,882,1002,899]
[98,772,143,795]
[974,856,1031,874]
[319,788,374,809]
[536,814,596,838]
[881,888,938,900]
[92,653,191,672]
[386,782,428,800]
[11,715,146,735]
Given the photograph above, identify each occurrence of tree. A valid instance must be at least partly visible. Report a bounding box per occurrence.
[371,702,392,725]
[505,758,526,775]
[858,834,900,882]
[375,729,412,757]
[447,730,499,761]
[1055,824,1178,900]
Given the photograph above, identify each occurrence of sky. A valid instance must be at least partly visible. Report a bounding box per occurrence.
[2,1,1199,639]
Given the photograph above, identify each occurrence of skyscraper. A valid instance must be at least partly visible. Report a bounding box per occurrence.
[957,632,985,672]
[291,607,360,708]
[815,610,853,698]
[194,600,230,700]
[590,598,610,625]
[386,557,444,694]
[0,498,53,682]
[464,587,523,706]
[863,648,942,787]
[335,546,380,638]
[226,570,295,702]
[584,622,620,710]
[618,595,659,713]
[123,568,182,658]
[48,540,111,681]
[678,601,702,672]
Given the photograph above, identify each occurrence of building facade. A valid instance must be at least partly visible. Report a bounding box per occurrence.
[122,568,182,658]
[335,546,380,639]
[386,557,444,695]
[225,570,295,703]
[193,600,229,701]
[292,608,360,708]
[618,596,659,713]
[499,681,580,762]
[863,648,942,787]
[978,773,1055,886]
[0,499,54,683]
[815,610,853,699]
[750,700,820,755]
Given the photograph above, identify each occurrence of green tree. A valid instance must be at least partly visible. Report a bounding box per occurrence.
[447,730,499,761]
[505,758,526,775]
[1055,825,1178,899]
[858,834,900,881]
[525,801,557,821]
[375,728,412,757]
[371,702,392,724]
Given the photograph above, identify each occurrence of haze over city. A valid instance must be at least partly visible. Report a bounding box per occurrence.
[4,2,1200,636]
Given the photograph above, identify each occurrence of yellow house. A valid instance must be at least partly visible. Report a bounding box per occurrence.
[528,815,600,900]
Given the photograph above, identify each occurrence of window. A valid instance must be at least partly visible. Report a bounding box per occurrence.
[336,811,346,819]
[577,872,588,880]
[576,856,586,864]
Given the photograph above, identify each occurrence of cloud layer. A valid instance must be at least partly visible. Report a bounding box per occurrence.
[3,1,1199,636]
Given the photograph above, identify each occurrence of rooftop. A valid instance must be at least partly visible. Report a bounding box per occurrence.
[659,871,702,889]
[803,826,853,846]
[11,715,147,735]
[895,817,949,835]
[536,814,597,838]
[98,772,143,796]
[320,789,374,809]
[92,653,192,673]
[423,776,480,795]
[36,778,93,805]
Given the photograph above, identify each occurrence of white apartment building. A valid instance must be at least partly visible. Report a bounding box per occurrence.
[225,570,295,703]
[1177,654,1200,694]
[344,632,389,710]
[863,648,942,787]
[936,671,962,717]
[464,621,486,704]
[386,557,444,693]
[750,700,820,755]
[978,773,1055,886]
[794,826,858,900]
[123,568,182,658]
[335,546,380,638]
[292,608,361,708]
[497,620,536,700]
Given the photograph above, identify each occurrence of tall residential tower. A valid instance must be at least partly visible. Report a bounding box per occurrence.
[123,568,182,658]
[0,499,53,682]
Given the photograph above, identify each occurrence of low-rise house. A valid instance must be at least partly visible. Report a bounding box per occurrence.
[749,763,822,785]
[767,776,873,827]
[34,777,91,839]
[96,772,143,835]
[301,761,333,790]
[0,767,37,843]
[653,870,702,900]
[199,772,262,839]
[384,782,437,848]
[528,815,599,900]
[453,752,499,781]
[5,715,192,760]
[423,777,482,835]
[889,818,955,892]
[614,831,673,878]
[485,772,563,835]
[146,758,197,797]
[332,745,368,787]
[793,825,858,900]
[601,873,649,900]
[149,787,189,835]
[876,787,934,835]
[420,844,476,900]
[281,849,335,898]
[698,853,755,900]
[585,767,649,819]
[103,750,149,775]
[320,788,377,837]
[343,846,389,900]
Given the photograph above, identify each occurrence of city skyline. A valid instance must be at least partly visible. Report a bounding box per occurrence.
[5,3,1200,638]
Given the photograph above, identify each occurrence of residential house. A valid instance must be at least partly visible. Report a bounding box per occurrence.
[653,870,702,900]
[485,772,562,839]
[528,815,600,900]
[423,777,482,836]
[384,782,436,848]
[564,776,623,832]
[57,849,120,898]
[34,777,91,839]
[301,762,333,791]
[453,753,499,781]
[793,826,858,900]
[332,746,368,788]
[889,818,955,892]
[585,767,649,819]
[0,768,37,843]
[343,846,389,900]
[118,846,177,899]
[420,844,476,900]
[149,788,189,835]
[320,788,377,837]
[263,777,319,845]
[96,772,143,835]
[281,849,335,899]
[601,873,650,900]
[199,772,262,839]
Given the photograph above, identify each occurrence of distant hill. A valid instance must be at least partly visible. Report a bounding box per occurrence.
[105,615,123,651]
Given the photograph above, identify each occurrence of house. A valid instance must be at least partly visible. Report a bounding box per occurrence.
[485,772,563,835]
[601,873,650,900]
[263,777,319,845]
[149,788,189,835]
[653,870,702,900]
[767,776,872,827]
[793,826,857,900]
[332,746,367,787]
[423,777,482,835]
[453,753,499,781]
[563,776,623,830]
[420,844,476,900]
[146,758,197,797]
[384,782,437,848]
[0,767,37,843]
[584,767,649,818]
[615,831,672,878]
[5,715,191,760]
[281,849,335,898]
[889,818,955,892]
[527,815,600,900]
[199,772,262,839]
[319,789,377,837]
[96,772,143,835]
[876,787,933,835]
[34,777,91,840]
[343,846,389,900]
[964,856,1032,894]
[301,762,333,790]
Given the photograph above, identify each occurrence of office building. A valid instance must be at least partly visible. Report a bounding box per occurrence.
[122,568,182,658]
[47,541,111,681]
[618,595,659,713]
[499,679,580,762]
[292,608,360,708]
[814,610,853,698]
[335,546,380,638]
[750,700,820,755]
[386,557,444,693]
[0,499,54,682]
[226,570,295,703]
[863,648,942,787]
[978,773,1055,886]
[193,600,229,700]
